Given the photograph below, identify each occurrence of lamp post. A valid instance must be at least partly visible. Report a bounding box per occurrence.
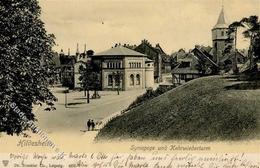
[64,87,69,108]
[86,87,90,103]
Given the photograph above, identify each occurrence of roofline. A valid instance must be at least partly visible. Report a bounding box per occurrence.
[92,55,147,57]
[211,26,229,31]
[192,47,219,67]
[94,46,147,57]
[136,42,159,54]
[172,72,201,74]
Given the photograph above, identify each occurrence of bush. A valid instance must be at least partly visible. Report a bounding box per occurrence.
[62,78,74,89]
[122,85,175,113]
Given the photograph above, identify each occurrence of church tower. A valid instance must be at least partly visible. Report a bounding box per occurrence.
[212,6,230,64]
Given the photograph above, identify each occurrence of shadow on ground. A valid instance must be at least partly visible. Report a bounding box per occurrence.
[225,81,260,90]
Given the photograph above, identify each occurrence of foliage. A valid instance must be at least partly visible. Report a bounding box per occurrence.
[79,61,100,91]
[0,0,57,135]
[122,85,175,113]
[62,77,74,89]
[228,16,260,68]
[86,50,94,57]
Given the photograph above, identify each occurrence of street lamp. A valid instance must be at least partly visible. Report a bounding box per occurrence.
[64,87,69,108]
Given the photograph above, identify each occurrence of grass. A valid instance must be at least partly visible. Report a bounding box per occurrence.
[96,75,260,141]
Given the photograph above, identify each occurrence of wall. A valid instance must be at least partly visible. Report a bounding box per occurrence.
[212,28,231,63]
[124,57,146,90]
[145,62,154,88]
[74,62,85,88]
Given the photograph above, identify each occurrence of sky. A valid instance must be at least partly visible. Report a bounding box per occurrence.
[39,0,260,54]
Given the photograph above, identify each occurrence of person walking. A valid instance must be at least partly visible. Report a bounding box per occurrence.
[86,119,91,131]
[91,120,95,131]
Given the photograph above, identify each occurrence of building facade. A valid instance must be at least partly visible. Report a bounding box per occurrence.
[171,46,219,85]
[92,46,154,91]
[59,49,76,89]
[134,40,171,83]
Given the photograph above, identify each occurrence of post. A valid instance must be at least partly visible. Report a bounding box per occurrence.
[233,28,238,74]
[64,88,69,108]
[249,35,253,70]
[65,92,67,108]
[87,89,90,104]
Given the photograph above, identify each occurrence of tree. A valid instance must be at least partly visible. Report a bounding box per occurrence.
[79,61,100,103]
[227,16,260,71]
[0,0,57,135]
[86,50,94,57]
[225,21,240,74]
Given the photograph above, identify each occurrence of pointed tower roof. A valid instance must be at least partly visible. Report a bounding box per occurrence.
[213,7,229,29]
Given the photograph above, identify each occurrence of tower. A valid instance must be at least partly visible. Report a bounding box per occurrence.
[212,6,230,64]
[76,43,80,61]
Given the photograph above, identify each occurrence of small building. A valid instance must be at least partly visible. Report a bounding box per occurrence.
[172,46,218,85]
[219,50,248,70]
[172,52,201,84]
[92,46,154,91]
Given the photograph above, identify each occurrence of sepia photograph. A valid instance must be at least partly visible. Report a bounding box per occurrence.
[0,0,259,167]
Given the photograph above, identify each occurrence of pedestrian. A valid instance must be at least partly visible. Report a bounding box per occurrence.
[86,119,91,131]
[91,120,95,131]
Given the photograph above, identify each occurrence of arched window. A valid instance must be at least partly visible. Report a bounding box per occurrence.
[130,74,134,86]
[136,74,140,85]
[221,31,224,36]
[108,75,113,86]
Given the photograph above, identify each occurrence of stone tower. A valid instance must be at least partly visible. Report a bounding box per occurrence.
[212,7,230,64]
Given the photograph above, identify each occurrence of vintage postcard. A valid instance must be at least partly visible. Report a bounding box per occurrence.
[0,0,259,167]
